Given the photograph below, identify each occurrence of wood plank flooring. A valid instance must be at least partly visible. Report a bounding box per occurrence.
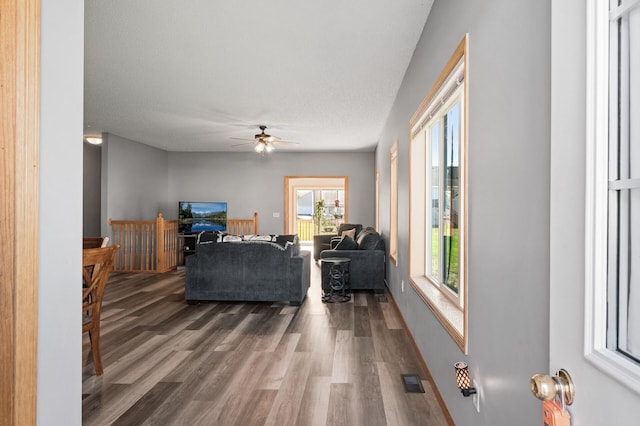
[83,249,451,425]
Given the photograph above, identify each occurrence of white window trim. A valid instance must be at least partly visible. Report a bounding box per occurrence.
[584,0,640,394]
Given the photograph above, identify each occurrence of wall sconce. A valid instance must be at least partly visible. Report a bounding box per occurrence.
[84,136,102,145]
[454,362,477,397]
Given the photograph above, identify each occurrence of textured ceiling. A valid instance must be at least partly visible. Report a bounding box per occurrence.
[84,1,433,152]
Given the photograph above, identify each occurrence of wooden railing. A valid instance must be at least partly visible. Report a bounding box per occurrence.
[110,212,261,271]
[227,212,259,235]
[296,218,343,242]
[296,219,315,241]
[109,213,178,273]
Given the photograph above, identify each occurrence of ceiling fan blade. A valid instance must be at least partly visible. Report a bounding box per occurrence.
[231,142,256,147]
[271,140,299,145]
[231,137,256,142]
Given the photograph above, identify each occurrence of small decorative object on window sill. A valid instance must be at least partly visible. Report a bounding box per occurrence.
[333,200,343,219]
[454,362,477,397]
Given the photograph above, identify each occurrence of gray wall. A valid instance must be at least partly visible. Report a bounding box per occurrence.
[100,140,375,234]
[101,133,170,236]
[83,143,101,236]
[376,0,550,425]
[38,0,84,424]
[167,152,375,234]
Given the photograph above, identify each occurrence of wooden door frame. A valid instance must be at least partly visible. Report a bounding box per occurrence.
[0,0,40,424]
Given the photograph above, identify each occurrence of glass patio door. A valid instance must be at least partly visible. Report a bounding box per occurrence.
[285,177,348,242]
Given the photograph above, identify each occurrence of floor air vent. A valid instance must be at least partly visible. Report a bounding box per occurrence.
[401,374,425,393]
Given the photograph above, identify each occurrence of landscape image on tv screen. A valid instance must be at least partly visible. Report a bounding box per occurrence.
[178,201,227,234]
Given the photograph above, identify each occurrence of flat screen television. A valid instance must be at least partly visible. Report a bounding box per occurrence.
[178,201,227,234]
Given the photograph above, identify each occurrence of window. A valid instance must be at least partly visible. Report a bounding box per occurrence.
[409,36,468,352]
[608,0,640,362]
[390,142,399,265]
[586,0,640,393]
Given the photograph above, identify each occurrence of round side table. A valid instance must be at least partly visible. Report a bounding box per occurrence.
[321,257,351,303]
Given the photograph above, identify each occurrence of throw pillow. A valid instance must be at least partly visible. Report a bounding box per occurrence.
[335,235,358,250]
[247,234,273,242]
[357,230,384,251]
[338,223,363,239]
[275,234,298,247]
[341,228,356,240]
[356,228,372,246]
[197,231,219,244]
[222,234,243,242]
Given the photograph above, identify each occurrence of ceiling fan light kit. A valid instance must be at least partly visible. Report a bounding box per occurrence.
[254,142,273,153]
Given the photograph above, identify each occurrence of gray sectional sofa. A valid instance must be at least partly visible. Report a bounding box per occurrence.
[319,226,386,293]
[185,234,311,305]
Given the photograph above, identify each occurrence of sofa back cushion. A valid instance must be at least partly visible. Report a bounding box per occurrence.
[274,234,300,255]
[356,227,385,251]
[197,230,222,244]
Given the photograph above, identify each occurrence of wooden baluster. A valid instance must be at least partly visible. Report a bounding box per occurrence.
[127,223,132,270]
[156,213,165,272]
[145,223,149,271]
[253,212,259,234]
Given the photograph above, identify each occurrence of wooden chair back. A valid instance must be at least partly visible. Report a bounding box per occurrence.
[82,245,119,375]
[83,236,110,249]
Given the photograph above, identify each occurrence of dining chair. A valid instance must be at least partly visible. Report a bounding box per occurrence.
[83,236,110,249]
[82,244,119,375]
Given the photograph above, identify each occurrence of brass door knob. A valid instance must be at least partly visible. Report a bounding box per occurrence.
[530,374,558,401]
[529,369,574,405]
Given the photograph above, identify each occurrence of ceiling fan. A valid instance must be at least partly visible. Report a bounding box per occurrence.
[231,125,299,153]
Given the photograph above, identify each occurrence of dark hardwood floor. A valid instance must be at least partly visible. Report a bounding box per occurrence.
[83,249,451,425]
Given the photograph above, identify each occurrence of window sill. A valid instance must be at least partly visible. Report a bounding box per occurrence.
[586,348,640,395]
[410,275,466,353]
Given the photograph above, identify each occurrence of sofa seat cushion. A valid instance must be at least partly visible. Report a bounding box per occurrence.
[320,248,385,292]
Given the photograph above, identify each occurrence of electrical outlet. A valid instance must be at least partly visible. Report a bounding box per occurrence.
[472,380,480,413]
[401,280,404,292]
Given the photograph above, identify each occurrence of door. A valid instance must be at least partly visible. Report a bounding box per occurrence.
[284,176,348,242]
[549,0,639,423]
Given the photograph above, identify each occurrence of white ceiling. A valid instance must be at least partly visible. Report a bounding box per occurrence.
[84,1,433,152]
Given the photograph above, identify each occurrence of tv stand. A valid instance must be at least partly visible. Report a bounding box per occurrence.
[178,233,197,265]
